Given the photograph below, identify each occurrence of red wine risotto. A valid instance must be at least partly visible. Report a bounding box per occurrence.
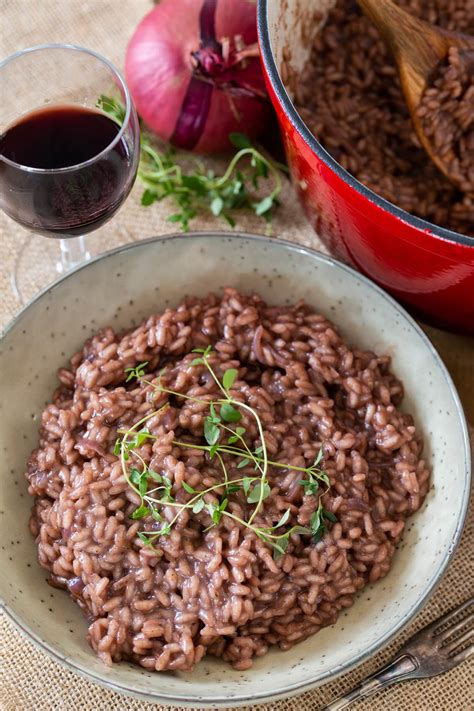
[26,289,430,671]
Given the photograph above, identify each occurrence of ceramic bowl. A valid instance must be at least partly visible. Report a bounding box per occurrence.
[0,232,470,707]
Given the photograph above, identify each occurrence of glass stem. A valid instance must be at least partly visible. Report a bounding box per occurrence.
[58,236,91,273]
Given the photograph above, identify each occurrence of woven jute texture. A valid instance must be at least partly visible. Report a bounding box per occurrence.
[1,2,473,709]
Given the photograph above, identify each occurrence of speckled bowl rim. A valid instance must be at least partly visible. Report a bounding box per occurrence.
[1,232,471,707]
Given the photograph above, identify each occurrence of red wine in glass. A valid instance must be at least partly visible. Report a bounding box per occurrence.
[0,104,135,236]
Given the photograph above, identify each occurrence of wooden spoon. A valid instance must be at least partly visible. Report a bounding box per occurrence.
[356,0,474,188]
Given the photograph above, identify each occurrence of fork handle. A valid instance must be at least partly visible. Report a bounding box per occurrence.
[321,653,418,710]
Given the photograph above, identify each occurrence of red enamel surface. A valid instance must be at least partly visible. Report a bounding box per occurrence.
[259,34,474,334]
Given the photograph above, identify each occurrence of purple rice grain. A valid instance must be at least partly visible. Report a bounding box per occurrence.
[26,289,430,671]
[417,47,474,193]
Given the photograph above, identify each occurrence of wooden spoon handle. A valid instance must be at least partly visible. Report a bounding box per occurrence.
[356,0,449,77]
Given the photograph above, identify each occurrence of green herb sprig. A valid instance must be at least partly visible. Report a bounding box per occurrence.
[97,95,286,232]
[117,353,336,558]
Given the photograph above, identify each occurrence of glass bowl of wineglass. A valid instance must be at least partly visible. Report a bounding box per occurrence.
[0,44,140,301]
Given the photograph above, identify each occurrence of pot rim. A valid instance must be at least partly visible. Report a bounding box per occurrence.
[257,0,474,249]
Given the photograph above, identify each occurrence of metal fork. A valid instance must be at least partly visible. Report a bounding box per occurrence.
[322,596,474,710]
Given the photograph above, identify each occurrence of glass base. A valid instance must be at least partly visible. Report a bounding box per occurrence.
[12,225,135,305]
[57,236,91,274]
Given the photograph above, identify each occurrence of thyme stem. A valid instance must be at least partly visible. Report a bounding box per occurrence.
[118,355,334,557]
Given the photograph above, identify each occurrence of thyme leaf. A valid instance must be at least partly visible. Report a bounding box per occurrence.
[97,96,286,232]
[118,352,336,558]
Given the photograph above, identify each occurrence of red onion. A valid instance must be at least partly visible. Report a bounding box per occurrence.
[125,0,270,153]
[75,437,106,457]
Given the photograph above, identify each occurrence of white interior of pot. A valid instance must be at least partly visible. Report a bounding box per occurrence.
[267,0,334,99]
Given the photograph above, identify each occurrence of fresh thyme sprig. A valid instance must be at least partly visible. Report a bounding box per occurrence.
[117,354,336,558]
[97,95,286,232]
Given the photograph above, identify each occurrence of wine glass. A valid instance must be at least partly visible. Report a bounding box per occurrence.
[0,44,140,301]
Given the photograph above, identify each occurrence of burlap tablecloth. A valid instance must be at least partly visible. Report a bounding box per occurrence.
[1,2,473,709]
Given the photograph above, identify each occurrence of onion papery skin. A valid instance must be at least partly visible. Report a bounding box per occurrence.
[125,0,270,153]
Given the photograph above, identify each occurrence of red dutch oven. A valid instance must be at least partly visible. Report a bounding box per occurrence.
[257,0,474,334]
